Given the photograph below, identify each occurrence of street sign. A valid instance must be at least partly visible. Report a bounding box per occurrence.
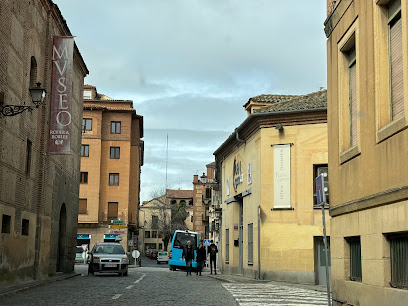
[109,225,126,229]
[109,230,125,234]
[128,240,133,246]
[132,250,140,259]
[111,219,125,224]
[203,239,211,246]
[315,174,326,205]
[81,244,88,252]
[138,240,142,245]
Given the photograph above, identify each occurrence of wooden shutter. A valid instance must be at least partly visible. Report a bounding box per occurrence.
[349,61,358,147]
[390,16,404,120]
[79,199,87,214]
[108,202,118,220]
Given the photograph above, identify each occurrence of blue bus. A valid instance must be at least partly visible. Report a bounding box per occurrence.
[168,230,199,271]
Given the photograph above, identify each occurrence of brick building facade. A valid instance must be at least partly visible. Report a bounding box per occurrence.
[0,0,88,285]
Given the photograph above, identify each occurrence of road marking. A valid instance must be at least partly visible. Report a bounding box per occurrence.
[112,294,122,300]
[126,285,134,289]
[134,273,146,284]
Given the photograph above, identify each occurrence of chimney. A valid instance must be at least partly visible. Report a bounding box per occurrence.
[193,175,198,183]
[207,165,215,179]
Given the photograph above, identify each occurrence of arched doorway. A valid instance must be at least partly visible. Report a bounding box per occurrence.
[56,204,67,272]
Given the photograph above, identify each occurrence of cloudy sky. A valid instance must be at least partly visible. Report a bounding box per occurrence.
[54,0,327,203]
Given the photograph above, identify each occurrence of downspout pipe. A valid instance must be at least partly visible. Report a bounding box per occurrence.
[235,128,245,143]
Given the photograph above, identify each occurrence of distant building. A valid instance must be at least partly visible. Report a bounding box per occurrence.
[0,0,88,285]
[167,189,194,232]
[193,163,218,240]
[214,90,330,284]
[77,85,143,252]
[325,0,408,304]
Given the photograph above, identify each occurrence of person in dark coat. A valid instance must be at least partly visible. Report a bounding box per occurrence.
[182,240,194,276]
[208,240,218,275]
[196,241,206,276]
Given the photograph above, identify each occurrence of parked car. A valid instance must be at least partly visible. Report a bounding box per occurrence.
[88,242,129,276]
[75,246,85,263]
[150,250,158,259]
[145,249,153,257]
[156,251,169,264]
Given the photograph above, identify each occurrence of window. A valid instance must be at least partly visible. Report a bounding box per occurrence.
[107,202,118,221]
[111,121,121,134]
[25,139,32,175]
[388,233,408,289]
[313,164,329,206]
[80,172,88,184]
[346,236,362,282]
[226,178,230,196]
[145,231,151,238]
[1,214,11,234]
[248,223,253,264]
[191,215,193,222]
[247,163,252,185]
[110,147,120,159]
[205,187,212,199]
[82,118,92,131]
[348,46,358,148]
[225,229,230,262]
[29,57,37,87]
[152,231,158,238]
[179,200,186,208]
[158,243,163,250]
[79,199,87,214]
[21,219,29,236]
[109,173,119,186]
[81,145,89,157]
[388,0,403,121]
[152,215,158,228]
[83,90,92,99]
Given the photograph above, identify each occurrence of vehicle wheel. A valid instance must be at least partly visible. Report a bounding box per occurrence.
[123,271,128,276]
[169,265,175,271]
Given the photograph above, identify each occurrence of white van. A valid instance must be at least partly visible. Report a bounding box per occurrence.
[156,251,169,264]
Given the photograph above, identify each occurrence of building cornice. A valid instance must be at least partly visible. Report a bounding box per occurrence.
[324,0,354,38]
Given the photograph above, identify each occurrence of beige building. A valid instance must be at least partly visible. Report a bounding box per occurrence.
[325,0,408,304]
[77,85,143,252]
[193,163,217,240]
[214,90,330,284]
[0,0,88,285]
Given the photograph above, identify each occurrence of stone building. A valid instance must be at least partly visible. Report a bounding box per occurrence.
[325,0,408,304]
[0,0,88,285]
[77,85,143,252]
[214,90,330,284]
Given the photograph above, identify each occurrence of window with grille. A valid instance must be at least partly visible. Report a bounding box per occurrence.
[226,229,230,262]
[82,118,92,131]
[80,172,88,184]
[145,231,150,238]
[313,164,329,206]
[347,236,362,281]
[81,145,89,157]
[110,147,120,159]
[248,223,254,264]
[152,231,158,238]
[109,173,119,186]
[388,0,403,120]
[79,199,87,214]
[1,214,11,234]
[388,233,408,289]
[247,163,252,185]
[111,121,121,134]
[107,202,118,221]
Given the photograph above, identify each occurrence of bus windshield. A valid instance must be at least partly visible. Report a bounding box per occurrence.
[173,232,198,249]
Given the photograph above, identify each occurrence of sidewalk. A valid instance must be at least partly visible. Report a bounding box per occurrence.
[208,272,328,293]
[0,272,80,298]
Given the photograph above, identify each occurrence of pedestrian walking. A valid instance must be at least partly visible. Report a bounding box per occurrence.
[208,240,218,275]
[182,240,194,276]
[196,241,206,276]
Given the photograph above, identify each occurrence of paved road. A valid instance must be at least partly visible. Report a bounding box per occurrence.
[0,258,237,306]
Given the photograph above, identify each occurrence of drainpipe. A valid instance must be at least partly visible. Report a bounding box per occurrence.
[257,205,261,279]
[235,128,245,143]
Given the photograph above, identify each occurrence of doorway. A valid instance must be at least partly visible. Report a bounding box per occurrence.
[238,198,243,275]
[315,236,331,285]
[57,204,67,272]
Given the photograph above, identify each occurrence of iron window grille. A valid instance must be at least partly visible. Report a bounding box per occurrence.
[226,229,230,262]
[347,236,362,282]
[248,223,254,264]
[388,233,408,289]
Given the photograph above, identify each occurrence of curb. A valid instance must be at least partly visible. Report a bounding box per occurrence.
[0,273,81,299]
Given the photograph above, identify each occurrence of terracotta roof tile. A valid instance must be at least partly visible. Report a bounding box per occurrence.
[255,90,327,113]
[166,189,193,198]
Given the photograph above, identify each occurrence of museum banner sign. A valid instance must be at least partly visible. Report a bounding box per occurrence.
[48,36,74,155]
[273,144,291,208]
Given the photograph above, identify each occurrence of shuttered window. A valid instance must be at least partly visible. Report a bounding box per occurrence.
[348,47,358,147]
[108,202,118,221]
[389,0,403,120]
[347,236,362,282]
[79,199,87,214]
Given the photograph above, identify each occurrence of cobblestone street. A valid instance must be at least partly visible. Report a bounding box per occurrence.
[0,258,329,306]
